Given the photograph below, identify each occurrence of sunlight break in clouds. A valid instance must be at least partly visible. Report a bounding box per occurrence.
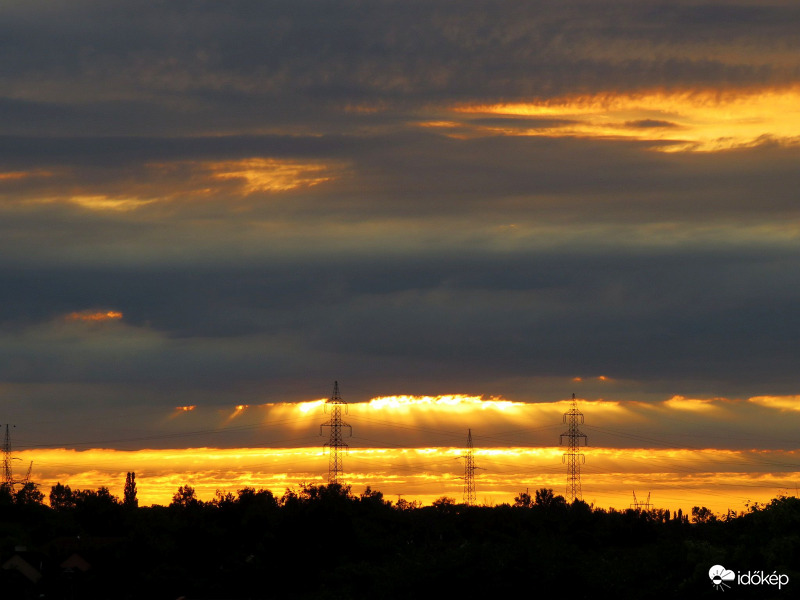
[9,394,800,515]
[366,395,520,413]
[454,86,800,151]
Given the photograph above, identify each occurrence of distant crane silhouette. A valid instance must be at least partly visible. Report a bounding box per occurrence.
[631,491,652,511]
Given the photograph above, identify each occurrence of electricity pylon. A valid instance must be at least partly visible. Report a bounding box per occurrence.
[0,423,25,492]
[560,393,588,503]
[320,381,352,485]
[1,424,33,494]
[460,429,483,505]
[2,424,15,490]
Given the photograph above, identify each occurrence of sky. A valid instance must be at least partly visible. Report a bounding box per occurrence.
[2,0,800,513]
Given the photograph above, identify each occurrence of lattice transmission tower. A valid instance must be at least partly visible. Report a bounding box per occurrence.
[460,429,482,505]
[2,424,14,490]
[1,424,32,494]
[320,381,352,485]
[560,393,588,503]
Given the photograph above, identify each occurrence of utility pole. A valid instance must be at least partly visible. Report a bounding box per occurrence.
[320,381,352,485]
[460,429,482,505]
[560,393,588,503]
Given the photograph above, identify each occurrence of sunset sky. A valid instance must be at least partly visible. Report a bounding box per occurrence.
[2,1,800,515]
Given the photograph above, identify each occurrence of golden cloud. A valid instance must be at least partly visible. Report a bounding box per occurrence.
[748,396,800,412]
[40,158,346,213]
[69,195,157,211]
[454,86,800,152]
[203,158,339,194]
[662,395,719,412]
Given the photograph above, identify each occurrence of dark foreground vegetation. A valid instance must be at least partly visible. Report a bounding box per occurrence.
[1,481,799,599]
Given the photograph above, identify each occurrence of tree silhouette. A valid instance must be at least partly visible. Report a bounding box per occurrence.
[691,505,717,524]
[124,471,138,508]
[49,482,75,510]
[72,487,122,535]
[74,486,118,506]
[15,482,44,505]
[0,484,12,507]
[534,487,566,509]
[360,485,388,506]
[432,496,457,513]
[171,484,201,508]
[514,490,532,507]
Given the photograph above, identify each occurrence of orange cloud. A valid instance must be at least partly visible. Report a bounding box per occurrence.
[65,310,123,322]
[662,395,719,412]
[46,158,345,213]
[454,86,800,152]
[0,169,56,181]
[748,396,800,412]
[203,158,339,194]
[69,195,157,211]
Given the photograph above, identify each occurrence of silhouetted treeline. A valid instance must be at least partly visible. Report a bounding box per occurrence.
[1,482,798,599]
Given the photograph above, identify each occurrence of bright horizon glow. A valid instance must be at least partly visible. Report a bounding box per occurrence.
[16,445,799,516]
[10,394,800,516]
